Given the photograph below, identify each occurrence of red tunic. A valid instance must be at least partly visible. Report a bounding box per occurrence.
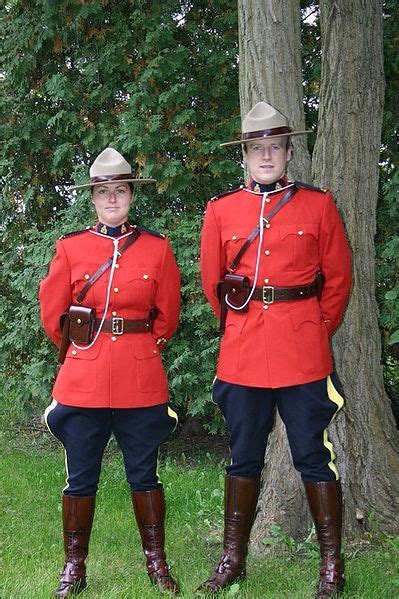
[39,228,180,408]
[200,183,352,388]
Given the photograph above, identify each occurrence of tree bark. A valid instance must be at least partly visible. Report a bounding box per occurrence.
[237,0,399,551]
[238,0,312,182]
[312,0,399,534]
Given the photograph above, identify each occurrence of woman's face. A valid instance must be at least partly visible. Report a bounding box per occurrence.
[91,182,133,227]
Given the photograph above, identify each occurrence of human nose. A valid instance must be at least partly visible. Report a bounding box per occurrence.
[107,191,117,202]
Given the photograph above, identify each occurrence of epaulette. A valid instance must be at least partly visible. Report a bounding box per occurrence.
[295,181,328,193]
[136,225,165,239]
[59,227,91,240]
[210,185,244,202]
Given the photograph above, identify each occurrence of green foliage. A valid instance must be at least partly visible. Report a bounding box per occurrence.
[0,0,240,428]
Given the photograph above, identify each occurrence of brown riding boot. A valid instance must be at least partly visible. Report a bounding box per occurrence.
[305,481,345,598]
[132,488,180,594]
[197,475,261,593]
[53,494,96,597]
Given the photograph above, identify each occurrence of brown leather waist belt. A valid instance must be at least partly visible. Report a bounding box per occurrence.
[95,317,151,335]
[252,282,317,304]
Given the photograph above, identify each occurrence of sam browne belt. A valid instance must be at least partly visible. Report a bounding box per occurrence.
[251,281,318,304]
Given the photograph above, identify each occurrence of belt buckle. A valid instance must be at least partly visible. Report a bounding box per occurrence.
[263,286,275,304]
[112,317,124,335]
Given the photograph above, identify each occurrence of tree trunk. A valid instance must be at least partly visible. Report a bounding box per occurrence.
[238,0,313,548]
[237,0,399,551]
[238,0,312,182]
[312,0,399,534]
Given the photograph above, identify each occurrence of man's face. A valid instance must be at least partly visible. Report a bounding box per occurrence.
[243,137,291,185]
[92,182,133,227]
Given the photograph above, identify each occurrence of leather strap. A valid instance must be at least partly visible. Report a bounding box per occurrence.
[77,229,140,303]
[95,317,151,334]
[228,184,298,272]
[251,282,317,303]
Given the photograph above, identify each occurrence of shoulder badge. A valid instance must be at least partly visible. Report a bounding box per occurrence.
[210,185,244,202]
[295,181,328,193]
[59,227,91,240]
[136,226,165,239]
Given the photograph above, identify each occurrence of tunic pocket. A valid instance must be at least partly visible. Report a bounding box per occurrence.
[279,224,319,271]
[218,311,247,376]
[130,337,168,393]
[56,338,102,393]
[290,303,331,374]
[126,268,158,309]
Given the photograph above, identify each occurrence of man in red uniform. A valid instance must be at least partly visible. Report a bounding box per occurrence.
[199,103,351,598]
[40,148,181,595]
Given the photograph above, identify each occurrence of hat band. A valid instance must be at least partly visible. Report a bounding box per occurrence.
[90,174,133,184]
[243,126,292,140]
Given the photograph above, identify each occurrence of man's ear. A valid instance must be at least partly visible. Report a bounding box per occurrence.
[286,146,292,162]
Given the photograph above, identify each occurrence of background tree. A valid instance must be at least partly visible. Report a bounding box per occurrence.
[237,0,399,545]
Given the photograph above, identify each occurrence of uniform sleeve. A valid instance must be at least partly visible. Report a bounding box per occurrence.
[152,238,180,347]
[318,193,352,336]
[200,201,226,318]
[39,240,72,348]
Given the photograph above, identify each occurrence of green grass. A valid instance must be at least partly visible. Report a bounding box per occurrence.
[0,430,398,598]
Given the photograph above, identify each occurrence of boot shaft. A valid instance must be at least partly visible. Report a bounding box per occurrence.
[223,475,261,556]
[62,494,96,558]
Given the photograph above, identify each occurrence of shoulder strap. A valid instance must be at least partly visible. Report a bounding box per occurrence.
[228,184,298,273]
[76,229,141,303]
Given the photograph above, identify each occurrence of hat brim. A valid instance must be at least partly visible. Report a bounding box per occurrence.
[220,130,312,147]
[69,178,156,191]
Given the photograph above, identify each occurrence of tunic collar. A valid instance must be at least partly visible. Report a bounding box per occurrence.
[249,177,288,193]
[95,222,131,237]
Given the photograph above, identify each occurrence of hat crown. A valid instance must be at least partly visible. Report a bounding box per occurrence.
[243,102,288,134]
[90,147,132,178]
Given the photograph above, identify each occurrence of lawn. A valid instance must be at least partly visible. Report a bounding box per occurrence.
[0,428,398,598]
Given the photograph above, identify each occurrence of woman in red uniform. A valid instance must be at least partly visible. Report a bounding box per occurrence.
[40,148,180,596]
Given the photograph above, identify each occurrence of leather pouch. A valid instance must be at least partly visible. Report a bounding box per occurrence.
[217,273,250,335]
[68,305,96,344]
[221,273,250,312]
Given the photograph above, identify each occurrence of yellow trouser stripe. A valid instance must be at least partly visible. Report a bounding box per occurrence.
[168,406,179,433]
[43,400,70,492]
[323,375,345,480]
[43,399,57,434]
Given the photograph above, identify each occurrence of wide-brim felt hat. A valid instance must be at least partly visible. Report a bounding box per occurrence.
[220,102,311,147]
[70,147,156,190]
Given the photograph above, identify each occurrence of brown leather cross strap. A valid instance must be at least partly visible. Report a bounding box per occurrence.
[251,282,317,304]
[228,184,298,273]
[76,228,141,303]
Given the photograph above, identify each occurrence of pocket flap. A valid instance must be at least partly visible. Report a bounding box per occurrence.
[130,338,159,360]
[290,304,321,331]
[279,224,319,241]
[66,339,102,361]
[126,267,159,282]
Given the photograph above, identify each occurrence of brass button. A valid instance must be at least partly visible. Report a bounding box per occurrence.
[71,350,77,356]
[232,235,237,240]
[263,305,269,310]
[112,311,117,317]
[265,198,271,203]
[298,230,304,236]
[265,223,271,229]
[111,336,117,342]
[115,264,120,269]
[153,349,157,354]
[84,274,90,280]
[264,250,270,256]
[77,318,82,324]
[264,278,269,284]
[114,287,119,293]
